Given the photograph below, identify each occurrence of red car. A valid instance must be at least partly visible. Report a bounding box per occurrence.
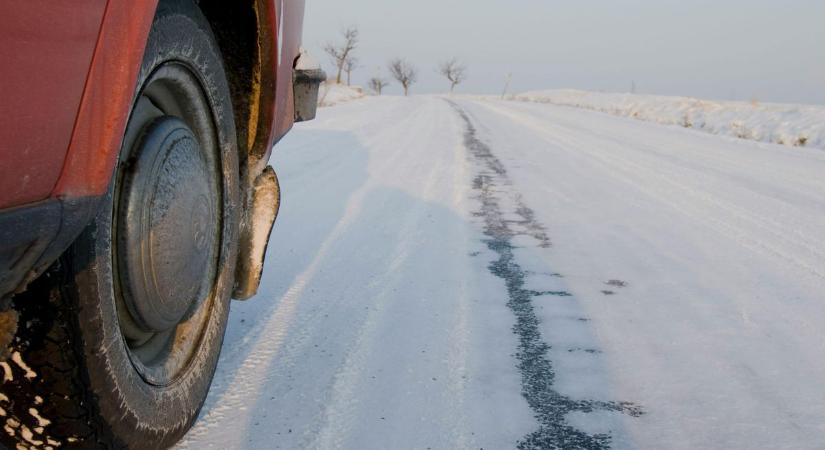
[0,0,322,447]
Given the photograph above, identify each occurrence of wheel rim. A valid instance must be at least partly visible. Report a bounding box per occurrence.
[113,62,223,386]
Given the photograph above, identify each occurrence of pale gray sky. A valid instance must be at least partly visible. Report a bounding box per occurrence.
[303,0,825,104]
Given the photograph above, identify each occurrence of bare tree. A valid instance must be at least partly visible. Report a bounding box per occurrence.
[388,59,417,96]
[344,56,359,86]
[438,58,467,93]
[368,77,389,95]
[501,72,512,99]
[323,26,358,84]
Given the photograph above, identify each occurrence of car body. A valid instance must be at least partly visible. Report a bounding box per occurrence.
[0,2,324,446]
[0,0,321,304]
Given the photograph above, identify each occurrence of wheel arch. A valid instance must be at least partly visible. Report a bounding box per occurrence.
[198,0,280,194]
[39,0,285,304]
[199,0,296,300]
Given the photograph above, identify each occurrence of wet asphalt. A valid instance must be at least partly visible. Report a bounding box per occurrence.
[450,101,644,450]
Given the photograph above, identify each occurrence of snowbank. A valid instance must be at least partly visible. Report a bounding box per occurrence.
[514,89,825,150]
[318,82,365,107]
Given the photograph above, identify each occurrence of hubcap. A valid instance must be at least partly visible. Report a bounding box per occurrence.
[112,61,224,385]
[117,116,218,334]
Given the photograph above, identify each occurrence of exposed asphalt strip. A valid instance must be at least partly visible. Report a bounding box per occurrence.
[447,100,643,450]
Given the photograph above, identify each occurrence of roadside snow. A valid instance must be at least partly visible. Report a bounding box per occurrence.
[514,89,825,150]
[318,82,365,107]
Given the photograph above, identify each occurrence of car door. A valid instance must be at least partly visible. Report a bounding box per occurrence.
[0,1,107,209]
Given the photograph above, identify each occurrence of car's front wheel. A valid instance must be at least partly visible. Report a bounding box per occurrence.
[0,0,239,448]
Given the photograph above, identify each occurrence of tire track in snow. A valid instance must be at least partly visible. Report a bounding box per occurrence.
[310,99,473,449]
[448,100,643,450]
[179,100,431,449]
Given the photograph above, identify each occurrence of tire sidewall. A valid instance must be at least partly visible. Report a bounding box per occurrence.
[67,2,239,447]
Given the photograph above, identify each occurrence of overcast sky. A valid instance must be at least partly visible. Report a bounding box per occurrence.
[303,0,825,104]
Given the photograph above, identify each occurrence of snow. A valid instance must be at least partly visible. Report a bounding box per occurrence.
[10,352,35,380]
[318,82,365,107]
[294,48,320,71]
[514,89,825,150]
[178,96,534,450]
[461,98,825,449]
[27,408,50,427]
[177,95,825,449]
[0,362,11,383]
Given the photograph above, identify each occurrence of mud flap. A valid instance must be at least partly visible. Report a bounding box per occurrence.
[232,167,280,300]
[293,49,326,123]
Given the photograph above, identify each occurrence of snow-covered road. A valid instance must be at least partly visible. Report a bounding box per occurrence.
[177,96,825,449]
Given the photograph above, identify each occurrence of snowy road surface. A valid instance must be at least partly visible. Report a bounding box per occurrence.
[177,96,825,449]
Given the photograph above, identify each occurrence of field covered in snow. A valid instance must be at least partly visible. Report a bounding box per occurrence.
[514,89,825,150]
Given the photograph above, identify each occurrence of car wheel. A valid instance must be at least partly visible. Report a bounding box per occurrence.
[0,0,239,448]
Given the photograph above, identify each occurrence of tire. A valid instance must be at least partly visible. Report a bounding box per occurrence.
[0,1,240,448]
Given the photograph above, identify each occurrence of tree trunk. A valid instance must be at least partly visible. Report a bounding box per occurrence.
[335,65,343,84]
[403,85,409,96]
[346,70,351,86]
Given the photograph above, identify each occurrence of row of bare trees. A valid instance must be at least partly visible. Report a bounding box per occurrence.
[324,26,468,96]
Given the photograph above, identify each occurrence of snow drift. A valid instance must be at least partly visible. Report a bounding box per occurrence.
[318,82,365,107]
[514,89,825,150]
